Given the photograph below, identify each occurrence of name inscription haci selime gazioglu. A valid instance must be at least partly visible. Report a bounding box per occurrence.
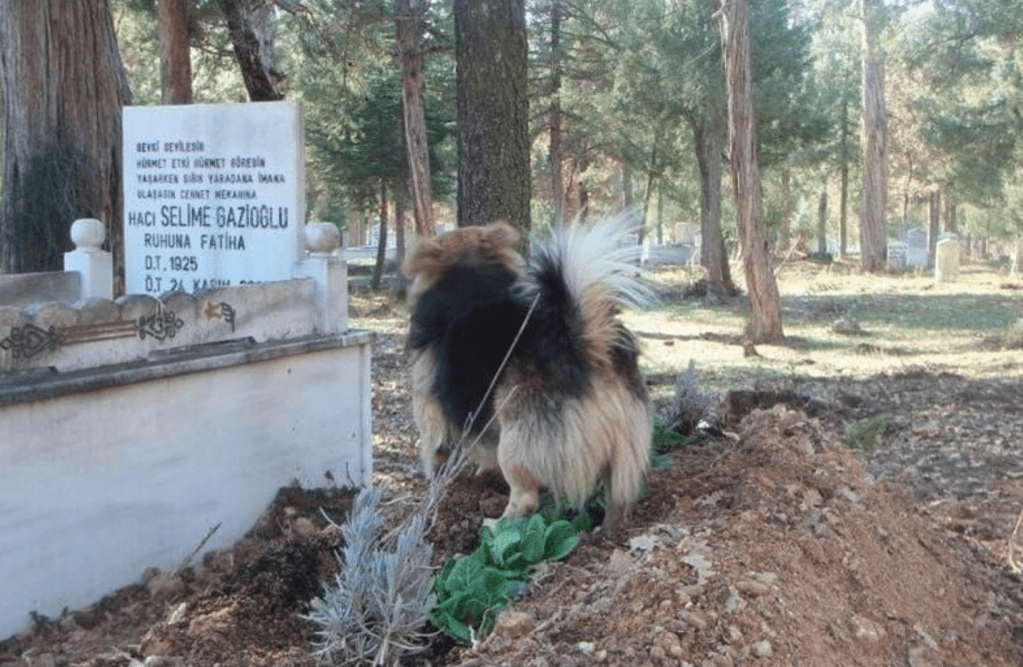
[123,101,305,296]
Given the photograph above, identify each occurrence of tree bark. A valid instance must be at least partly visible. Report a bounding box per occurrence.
[395,187,407,267]
[859,0,888,272]
[928,190,940,269]
[371,178,389,290]
[780,168,792,250]
[550,0,565,226]
[0,0,132,281]
[395,0,435,237]
[158,0,193,104]
[454,0,530,233]
[721,0,783,343]
[641,162,657,246]
[622,163,634,212]
[839,98,850,259]
[817,188,828,255]
[691,108,734,303]
[943,195,957,234]
[219,0,283,102]
[656,181,664,244]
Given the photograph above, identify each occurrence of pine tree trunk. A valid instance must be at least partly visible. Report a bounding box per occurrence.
[656,181,664,245]
[780,169,792,250]
[550,0,565,227]
[928,190,940,269]
[817,188,828,255]
[859,0,888,272]
[0,0,131,280]
[837,91,851,259]
[691,108,733,303]
[641,163,657,247]
[721,0,783,343]
[395,0,435,237]
[158,0,193,104]
[622,163,634,212]
[395,189,407,267]
[944,196,957,234]
[371,179,389,290]
[454,0,530,232]
[840,149,849,259]
[220,0,283,102]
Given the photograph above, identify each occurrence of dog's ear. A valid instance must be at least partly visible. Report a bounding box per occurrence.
[402,234,443,280]
[480,221,525,274]
[483,221,521,250]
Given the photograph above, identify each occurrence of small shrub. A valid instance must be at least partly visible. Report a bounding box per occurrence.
[666,360,716,437]
[306,487,435,666]
[844,415,887,452]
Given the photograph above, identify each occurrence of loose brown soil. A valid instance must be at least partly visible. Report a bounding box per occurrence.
[4,265,1023,667]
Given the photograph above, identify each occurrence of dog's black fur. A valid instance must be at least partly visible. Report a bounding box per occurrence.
[408,262,527,438]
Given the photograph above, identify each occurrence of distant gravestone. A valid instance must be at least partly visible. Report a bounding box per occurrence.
[1011,239,1023,278]
[906,227,928,269]
[677,222,699,245]
[907,227,927,247]
[887,241,908,271]
[123,101,304,296]
[935,236,960,282]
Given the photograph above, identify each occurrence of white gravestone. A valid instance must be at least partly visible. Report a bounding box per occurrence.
[935,237,960,282]
[123,101,305,295]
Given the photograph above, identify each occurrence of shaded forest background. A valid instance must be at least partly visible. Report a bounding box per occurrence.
[4,0,1023,274]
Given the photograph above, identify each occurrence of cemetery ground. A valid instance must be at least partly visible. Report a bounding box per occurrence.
[4,257,1023,667]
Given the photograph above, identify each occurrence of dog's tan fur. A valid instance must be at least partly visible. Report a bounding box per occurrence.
[495,341,650,532]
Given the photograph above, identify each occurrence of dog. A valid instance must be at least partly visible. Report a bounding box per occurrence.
[403,218,654,533]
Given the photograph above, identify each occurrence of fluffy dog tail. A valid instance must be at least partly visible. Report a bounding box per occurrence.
[517,218,657,376]
[498,218,656,531]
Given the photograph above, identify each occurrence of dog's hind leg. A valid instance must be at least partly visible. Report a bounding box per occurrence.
[411,351,453,476]
[498,458,541,519]
[467,428,501,474]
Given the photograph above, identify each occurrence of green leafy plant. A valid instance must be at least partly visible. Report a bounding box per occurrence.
[430,513,582,643]
[653,422,695,453]
[844,414,888,452]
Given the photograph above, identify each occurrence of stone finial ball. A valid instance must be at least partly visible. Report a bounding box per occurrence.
[70,218,106,251]
[305,222,342,254]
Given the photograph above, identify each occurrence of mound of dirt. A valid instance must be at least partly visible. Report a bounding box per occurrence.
[446,405,1023,667]
[3,354,1023,666]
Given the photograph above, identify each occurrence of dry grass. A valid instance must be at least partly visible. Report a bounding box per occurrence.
[626,258,1023,395]
[348,257,1023,401]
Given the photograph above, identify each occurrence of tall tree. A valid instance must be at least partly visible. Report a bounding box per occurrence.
[548,0,566,226]
[805,0,862,260]
[691,104,734,303]
[859,0,888,272]
[158,0,194,104]
[0,0,132,279]
[395,0,436,236]
[220,0,283,101]
[721,0,783,343]
[454,0,530,231]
